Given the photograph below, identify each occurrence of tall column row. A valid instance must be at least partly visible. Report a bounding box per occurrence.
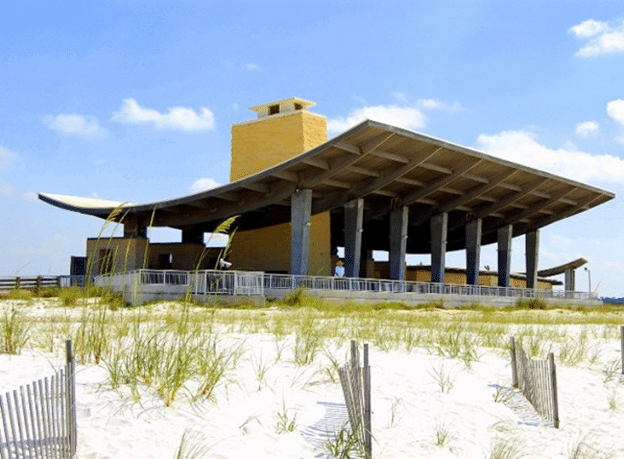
[288,189,540,288]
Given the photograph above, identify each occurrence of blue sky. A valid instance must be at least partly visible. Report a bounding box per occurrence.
[1,1,623,296]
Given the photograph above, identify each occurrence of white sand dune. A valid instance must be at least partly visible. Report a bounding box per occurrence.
[1,300,624,458]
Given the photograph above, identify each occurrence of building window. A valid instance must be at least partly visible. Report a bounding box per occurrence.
[294,103,303,111]
[269,104,280,115]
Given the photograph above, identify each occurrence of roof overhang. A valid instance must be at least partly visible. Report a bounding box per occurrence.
[39,120,615,253]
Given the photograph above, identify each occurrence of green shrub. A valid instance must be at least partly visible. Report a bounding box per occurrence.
[0,306,29,354]
[58,286,82,306]
[516,298,547,310]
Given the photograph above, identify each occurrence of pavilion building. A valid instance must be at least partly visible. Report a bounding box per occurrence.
[39,97,615,292]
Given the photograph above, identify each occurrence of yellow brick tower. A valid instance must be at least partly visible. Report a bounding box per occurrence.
[228,97,331,275]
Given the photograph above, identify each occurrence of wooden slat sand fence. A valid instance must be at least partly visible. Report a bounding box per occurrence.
[510,336,559,428]
[338,340,371,458]
[0,340,77,458]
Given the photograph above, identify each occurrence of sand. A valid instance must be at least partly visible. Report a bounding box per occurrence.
[1,299,624,458]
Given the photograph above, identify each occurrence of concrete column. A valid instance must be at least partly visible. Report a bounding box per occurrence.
[344,199,364,277]
[465,219,482,285]
[565,268,576,291]
[389,206,409,280]
[497,224,513,287]
[431,213,448,283]
[123,217,147,239]
[525,230,539,289]
[182,226,204,245]
[290,189,313,275]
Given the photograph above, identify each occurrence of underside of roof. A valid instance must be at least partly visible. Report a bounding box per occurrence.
[39,120,615,254]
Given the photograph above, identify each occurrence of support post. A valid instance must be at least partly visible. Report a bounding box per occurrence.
[497,225,513,288]
[525,230,539,289]
[564,268,576,292]
[431,213,448,283]
[389,206,408,280]
[465,219,482,285]
[344,199,364,278]
[123,217,147,239]
[290,189,312,275]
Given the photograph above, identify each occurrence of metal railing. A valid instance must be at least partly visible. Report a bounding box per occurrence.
[263,273,592,300]
[97,269,265,297]
[93,269,593,301]
[1,271,593,301]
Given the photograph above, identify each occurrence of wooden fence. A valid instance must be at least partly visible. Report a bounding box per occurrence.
[0,277,85,293]
[338,340,371,458]
[0,340,77,458]
[510,336,559,428]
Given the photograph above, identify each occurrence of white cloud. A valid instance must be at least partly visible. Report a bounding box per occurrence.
[190,177,221,193]
[416,98,462,112]
[570,19,624,57]
[575,121,599,138]
[328,104,427,134]
[570,19,608,38]
[392,92,408,103]
[20,192,39,203]
[0,181,14,196]
[245,63,262,71]
[607,99,624,143]
[42,113,107,138]
[0,146,18,171]
[607,99,624,124]
[475,129,624,183]
[327,98,462,135]
[111,98,215,131]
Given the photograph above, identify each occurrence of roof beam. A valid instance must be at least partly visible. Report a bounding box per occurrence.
[302,157,330,170]
[400,159,483,207]
[240,182,270,193]
[302,150,365,189]
[462,172,490,184]
[272,170,299,182]
[370,149,409,164]
[352,147,443,200]
[475,177,550,220]
[347,165,380,177]
[439,186,464,196]
[322,178,351,189]
[503,186,577,226]
[394,177,425,187]
[409,168,517,227]
[334,142,361,155]
[528,193,602,232]
[419,162,452,174]
[360,132,396,154]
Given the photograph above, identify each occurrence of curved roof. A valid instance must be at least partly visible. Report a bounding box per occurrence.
[537,258,588,277]
[39,120,615,254]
